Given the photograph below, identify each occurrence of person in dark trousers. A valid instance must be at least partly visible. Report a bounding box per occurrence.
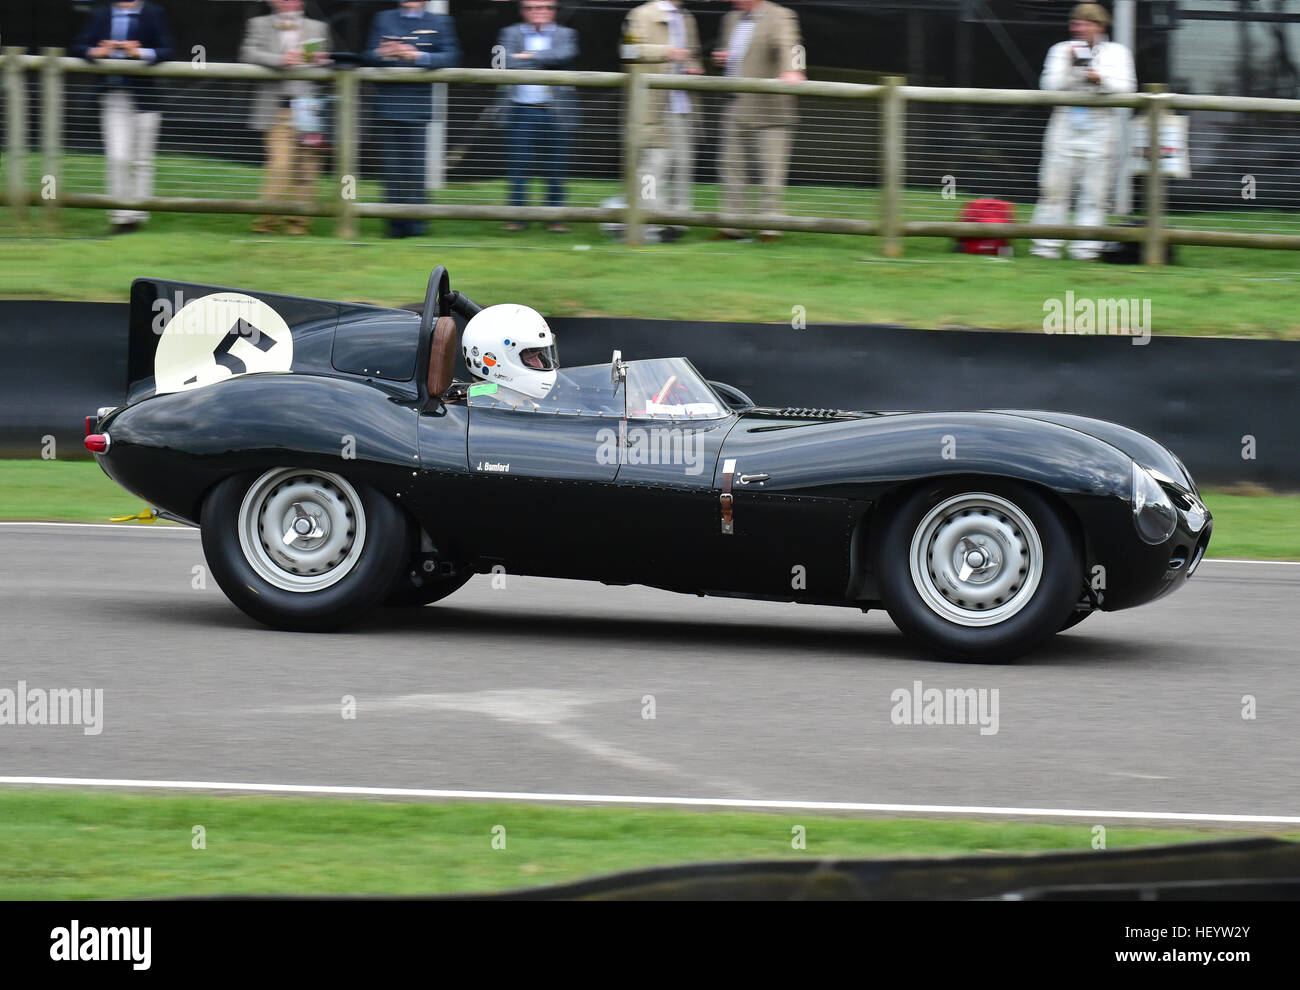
[365,1,460,238]
[71,1,175,234]
[497,1,579,233]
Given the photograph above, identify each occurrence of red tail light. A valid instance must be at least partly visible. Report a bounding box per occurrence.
[85,433,110,454]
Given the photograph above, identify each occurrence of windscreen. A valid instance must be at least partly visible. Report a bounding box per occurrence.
[468,363,622,415]
[625,358,727,421]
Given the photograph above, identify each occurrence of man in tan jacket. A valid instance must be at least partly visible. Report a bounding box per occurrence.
[240,0,333,235]
[712,0,805,240]
[623,1,704,238]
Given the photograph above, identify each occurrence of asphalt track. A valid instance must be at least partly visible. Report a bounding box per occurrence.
[1,523,1297,822]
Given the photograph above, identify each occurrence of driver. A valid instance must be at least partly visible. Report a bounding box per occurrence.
[461,304,559,408]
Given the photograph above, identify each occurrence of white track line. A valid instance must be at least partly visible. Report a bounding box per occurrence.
[1203,558,1300,566]
[0,523,1294,566]
[1,776,1297,825]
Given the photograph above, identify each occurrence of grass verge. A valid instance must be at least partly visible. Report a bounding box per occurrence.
[0,788,1274,899]
[0,459,1295,560]
[4,183,1300,337]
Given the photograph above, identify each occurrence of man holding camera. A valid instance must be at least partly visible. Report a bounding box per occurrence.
[1030,3,1135,261]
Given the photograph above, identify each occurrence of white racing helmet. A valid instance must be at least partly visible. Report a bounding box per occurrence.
[461,304,558,399]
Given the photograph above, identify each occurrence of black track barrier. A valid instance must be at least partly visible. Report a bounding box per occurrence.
[447,836,1300,901]
[2,301,1295,489]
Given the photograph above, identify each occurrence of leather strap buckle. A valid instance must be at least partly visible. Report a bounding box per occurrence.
[720,457,737,535]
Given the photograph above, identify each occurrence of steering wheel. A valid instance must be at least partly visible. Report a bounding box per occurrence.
[651,374,681,406]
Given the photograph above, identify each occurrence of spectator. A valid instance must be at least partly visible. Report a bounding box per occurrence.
[711,0,804,242]
[623,0,703,243]
[240,1,333,236]
[71,1,175,234]
[1030,3,1136,261]
[498,1,579,234]
[365,1,461,239]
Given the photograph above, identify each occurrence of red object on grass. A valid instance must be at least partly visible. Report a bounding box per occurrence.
[956,198,1015,255]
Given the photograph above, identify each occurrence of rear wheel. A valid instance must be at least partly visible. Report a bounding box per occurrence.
[201,467,412,631]
[873,480,1082,661]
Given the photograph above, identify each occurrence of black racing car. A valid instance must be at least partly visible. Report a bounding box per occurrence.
[85,267,1212,660]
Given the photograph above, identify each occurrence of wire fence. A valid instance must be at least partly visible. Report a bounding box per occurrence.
[6,50,1300,260]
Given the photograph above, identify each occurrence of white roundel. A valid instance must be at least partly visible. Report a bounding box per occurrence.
[154,293,294,394]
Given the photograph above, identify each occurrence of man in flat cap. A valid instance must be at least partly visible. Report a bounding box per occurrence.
[1031,3,1135,261]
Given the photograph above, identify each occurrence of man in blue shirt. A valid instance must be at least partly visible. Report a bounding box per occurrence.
[365,1,461,238]
[72,1,175,233]
[497,1,579,233]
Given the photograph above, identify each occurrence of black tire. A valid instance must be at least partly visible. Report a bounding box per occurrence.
[200,468,413,631]
[873,479,1083,662]
[384,570,473,607]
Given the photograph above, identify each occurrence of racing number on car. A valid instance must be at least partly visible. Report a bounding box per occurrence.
[208,318,277,379]
[154,293,294,394]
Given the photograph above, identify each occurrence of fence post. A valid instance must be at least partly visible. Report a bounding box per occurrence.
[880,75,905,258]
[41,48,65,233]
[1143,83,1167,267]
[3,47,28,229]
[335,68,359,239]
[622,62,648,246]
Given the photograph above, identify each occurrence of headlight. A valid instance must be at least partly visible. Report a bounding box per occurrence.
[1132,462,1178,545]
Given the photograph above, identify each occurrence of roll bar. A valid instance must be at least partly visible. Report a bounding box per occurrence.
[420,266,483,338]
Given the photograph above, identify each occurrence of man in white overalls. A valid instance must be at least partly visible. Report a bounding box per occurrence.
[1031,3,1136,261]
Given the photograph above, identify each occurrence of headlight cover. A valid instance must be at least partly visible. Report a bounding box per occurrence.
[1132,462,1178,545]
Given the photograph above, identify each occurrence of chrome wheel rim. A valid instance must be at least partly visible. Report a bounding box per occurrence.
[908,492,1043,627]
[237,468,366,593]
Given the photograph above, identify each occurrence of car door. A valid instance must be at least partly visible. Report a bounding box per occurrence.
[598,358,740,591]
[461,369,625,578]
[611,358,858,599]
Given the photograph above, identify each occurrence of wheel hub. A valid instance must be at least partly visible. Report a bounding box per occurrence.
[908,493,1044,627]
[283,500,329,547]
[237,469,368,593]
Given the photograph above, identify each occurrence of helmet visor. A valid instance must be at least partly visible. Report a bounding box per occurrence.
[520,343,558,372]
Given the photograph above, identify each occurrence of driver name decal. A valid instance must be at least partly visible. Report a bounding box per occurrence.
[154,293,294,394]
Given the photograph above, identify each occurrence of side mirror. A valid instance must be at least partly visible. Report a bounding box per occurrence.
[611,349,627,386]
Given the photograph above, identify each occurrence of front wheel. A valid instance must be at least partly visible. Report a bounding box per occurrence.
[201,467,413,631]
[873,480,1082,661]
